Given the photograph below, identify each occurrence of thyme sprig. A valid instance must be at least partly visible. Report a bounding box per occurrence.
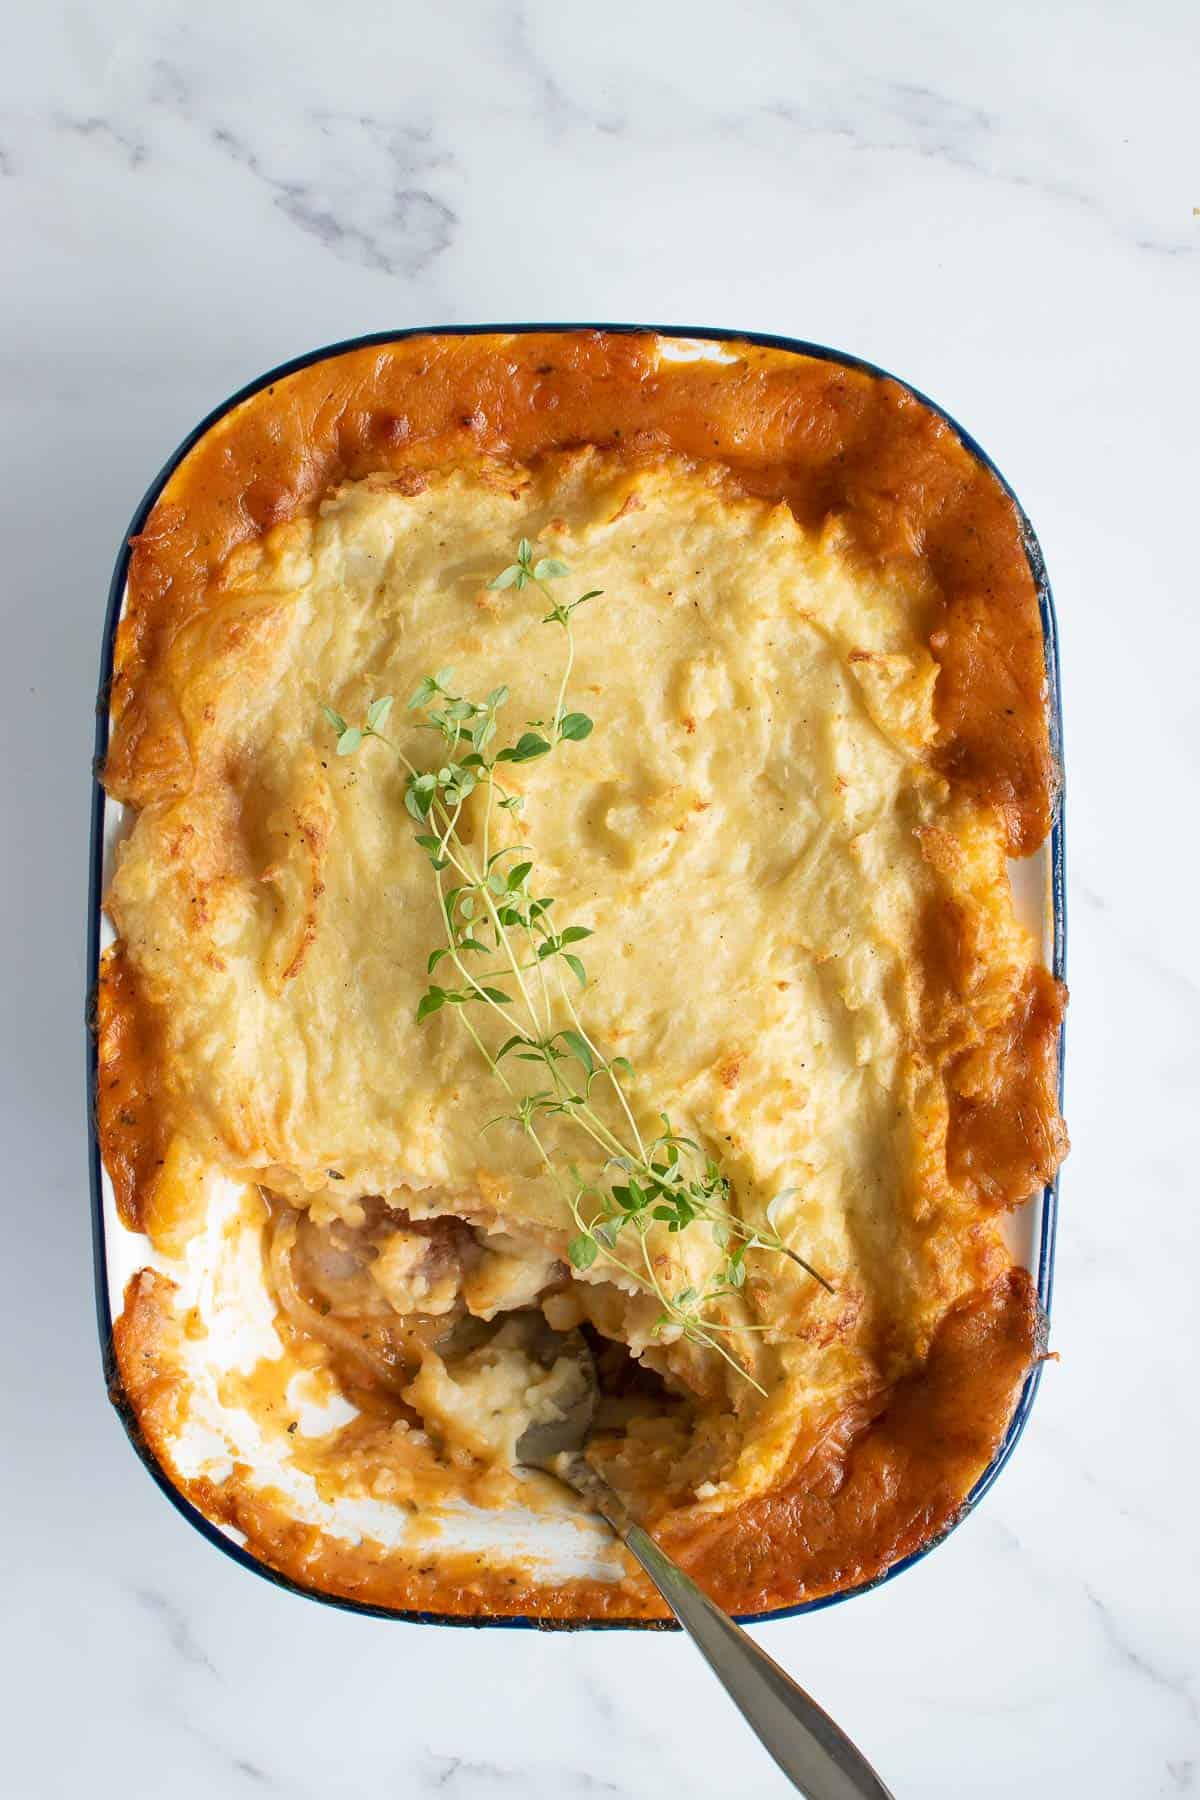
[323,543,831,1391]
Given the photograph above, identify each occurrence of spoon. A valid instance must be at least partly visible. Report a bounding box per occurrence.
[516,1336,895,1800]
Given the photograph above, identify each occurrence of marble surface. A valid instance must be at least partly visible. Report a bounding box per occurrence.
[2,2,1197,1794]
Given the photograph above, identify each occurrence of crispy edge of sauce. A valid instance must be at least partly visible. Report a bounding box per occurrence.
[95,943,170,1232]
[916,840,1070,1213]
[111,1265,1041,1621]
[946,965,1070,1210]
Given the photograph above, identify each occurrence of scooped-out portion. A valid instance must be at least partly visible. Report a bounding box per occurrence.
[260,1190,727,1517]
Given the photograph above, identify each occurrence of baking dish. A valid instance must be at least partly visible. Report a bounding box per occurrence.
[86,324,1066,1626]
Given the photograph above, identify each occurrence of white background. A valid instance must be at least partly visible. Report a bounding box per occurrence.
[2,3,1197,1796]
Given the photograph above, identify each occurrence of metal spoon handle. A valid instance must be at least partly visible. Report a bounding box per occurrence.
[620,1517,894,1799]
[544,1452,893,1797]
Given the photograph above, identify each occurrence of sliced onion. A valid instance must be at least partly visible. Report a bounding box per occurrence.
[268,1211,407,1394]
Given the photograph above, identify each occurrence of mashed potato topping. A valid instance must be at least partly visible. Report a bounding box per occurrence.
[99,332,1066,1620]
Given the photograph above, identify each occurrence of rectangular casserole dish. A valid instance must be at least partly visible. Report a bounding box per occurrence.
[87,324,1066,1626]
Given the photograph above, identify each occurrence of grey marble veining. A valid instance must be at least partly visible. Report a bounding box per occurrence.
[1,2,1198,1796]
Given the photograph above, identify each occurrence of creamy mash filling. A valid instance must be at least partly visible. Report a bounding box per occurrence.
[108,447,1032,1515]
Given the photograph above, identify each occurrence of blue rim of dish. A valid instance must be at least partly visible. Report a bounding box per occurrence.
[86,323,1067,1630]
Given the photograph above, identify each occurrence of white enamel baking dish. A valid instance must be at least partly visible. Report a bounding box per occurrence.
[86,326,1066,1626]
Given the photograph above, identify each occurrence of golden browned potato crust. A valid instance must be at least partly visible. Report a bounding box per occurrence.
[106,332,1055,852]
